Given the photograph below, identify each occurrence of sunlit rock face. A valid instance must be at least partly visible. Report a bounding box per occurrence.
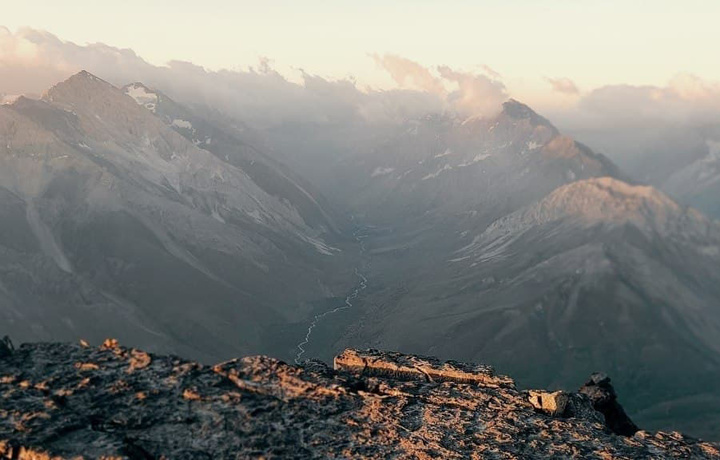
[1,342,718,459]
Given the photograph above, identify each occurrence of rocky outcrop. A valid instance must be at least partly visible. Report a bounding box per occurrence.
[580,373,640,437]
[1,342,718,459]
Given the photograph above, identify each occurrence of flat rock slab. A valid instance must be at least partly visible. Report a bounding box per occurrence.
[334,348,516,388]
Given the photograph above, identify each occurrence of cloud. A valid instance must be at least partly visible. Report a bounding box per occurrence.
[575,74,720,123]
[0,28,464,127]
[372,54,446,95]
[545,77,580,95]
[437,65,507,117]
[480,65,502,80]
[373,54,507,117]
[0,26,74,94]
[0,28,510,128]
[546,74,720,183]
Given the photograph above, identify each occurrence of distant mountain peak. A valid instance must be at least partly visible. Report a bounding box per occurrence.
[6,95,31,106]
[502,98,536,116]
[58,70,109,88]
[500,98,558,133]
[75,69,97,79]
[542,177,680,219]
[42,70,117,106]
[482,177,714,242]
[1,94,22,105]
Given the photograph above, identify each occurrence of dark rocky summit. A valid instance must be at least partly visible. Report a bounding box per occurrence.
[1,340,718,459]
[579,373,640,437]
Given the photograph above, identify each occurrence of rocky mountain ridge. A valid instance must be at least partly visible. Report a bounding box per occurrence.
[0,71,353,363]
[471,177,719,248]
[120,81,340,235]
[322,99,622,227]
[1,339,718,459]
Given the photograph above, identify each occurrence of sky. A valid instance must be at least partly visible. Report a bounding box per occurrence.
[4,0,720,108]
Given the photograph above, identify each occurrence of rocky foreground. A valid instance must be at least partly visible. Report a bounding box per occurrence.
[0,339,718,459]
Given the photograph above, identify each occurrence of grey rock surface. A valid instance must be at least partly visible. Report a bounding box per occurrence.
[1,342,718,459]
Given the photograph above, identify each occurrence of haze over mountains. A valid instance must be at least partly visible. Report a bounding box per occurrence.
[272,99,720,438]
[1,66,720,444]
[0,71,354,363]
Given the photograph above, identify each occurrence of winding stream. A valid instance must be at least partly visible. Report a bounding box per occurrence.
[294,228,369,364]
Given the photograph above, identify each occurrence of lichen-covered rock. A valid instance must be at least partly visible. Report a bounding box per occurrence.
[0,343,718,459]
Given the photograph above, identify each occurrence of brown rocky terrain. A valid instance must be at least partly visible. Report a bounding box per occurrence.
[0,338,718,459]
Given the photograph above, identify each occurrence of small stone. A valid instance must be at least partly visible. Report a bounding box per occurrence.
[74,362,100,371]
[102,338,119,349]
[182,388,201,401]
[127,349,152,373]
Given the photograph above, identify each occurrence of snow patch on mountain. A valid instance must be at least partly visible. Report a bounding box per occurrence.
[371,167,395,178]
[171,119,193,130]
[124,84,158,113]
[301,235,340,256]
[422,164,453,180]
[461,115,484,126]
[246,209,263,223]
[434,148,453,159]
[458,153,492,168]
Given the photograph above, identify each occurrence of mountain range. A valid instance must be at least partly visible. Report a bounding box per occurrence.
[1,71,719,441]
[260,99,720,439]
[0,71,352,363]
